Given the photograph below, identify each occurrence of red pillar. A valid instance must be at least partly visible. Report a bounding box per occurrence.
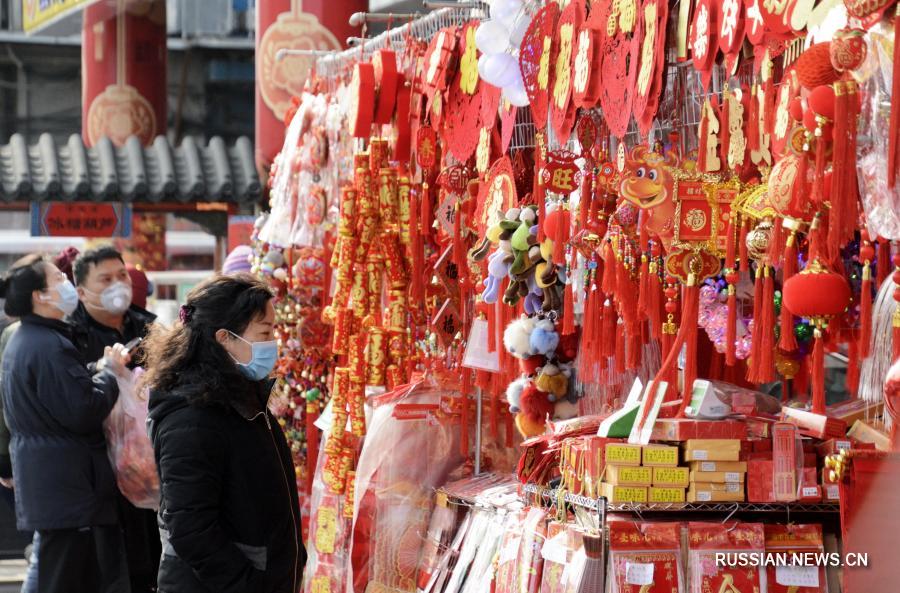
[82,1,167,146]
[82,1,167,270]
[255,0,365,173]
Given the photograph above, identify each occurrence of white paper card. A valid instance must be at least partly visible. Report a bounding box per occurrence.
[541,535,568,565]
[725,472,741,482]
[693,450,709,460]
[700,462,715,471]
[776,566,820,587]
[625,562,654,585]
[499,537,520,563]
[696,491,712,501]
[802,486,819,497]
[462,318,501,372]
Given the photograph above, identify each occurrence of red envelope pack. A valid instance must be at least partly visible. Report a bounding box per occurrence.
[688,522,766,593]
[608,521,684,593]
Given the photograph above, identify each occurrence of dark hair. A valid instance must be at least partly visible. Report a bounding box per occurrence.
[139,273,274,405]
[73,245,124,286]
[0,254,49,317]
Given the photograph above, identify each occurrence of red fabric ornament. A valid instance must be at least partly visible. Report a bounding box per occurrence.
[549,0,584,144]
[782,260,851,319]
[634,0,670,135]
[372,49,399,125]
[572,25,602,109]
[690,0,718,90]
[349,63,376,138]
[831,27,868,71]
[519,3,561,130]
[520,382,555,423]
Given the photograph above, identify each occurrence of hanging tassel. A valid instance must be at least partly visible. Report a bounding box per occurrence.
[779,234,798,352]
[579,163,594,230]
[759,267,776,383]
[306,402,319,493]
[888,5,900,187]
[627,330,642,370]
[602,301,616,358]
[615,321,626,374]
[811,328,827,414]
[726,282,738,366]
[847,339,860,397]
[827,83,848,261]
[452,202,465,273]
[409,188,423,304]
[420,181,432,237]
[878,238,892,287]
[601,246,617,294]
[739,219,750,273]
[859,262,873,359]
[770,218,784,268]
[812,124,829,207]
[680,279,700,414]
[553,209,571,264]
[649,261,662,340]
[747,266,765,383]
[637,255,650,319]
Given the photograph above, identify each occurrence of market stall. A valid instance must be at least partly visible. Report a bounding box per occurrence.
[250,0,900,591]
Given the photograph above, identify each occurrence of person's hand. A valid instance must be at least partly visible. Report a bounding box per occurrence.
[0,477,14,489]
[102,343,132,376]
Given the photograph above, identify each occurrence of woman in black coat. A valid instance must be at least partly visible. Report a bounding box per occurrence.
[0,254,131,593]
[142,273,305,593]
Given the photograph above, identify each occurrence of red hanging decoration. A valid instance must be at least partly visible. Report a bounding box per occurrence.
[747,266,765,383]
[739,219,749,272]
[859,238,875,359]
[602,300,617,358]
[562,279,576,336]
[679,280,700,415]
[758,267,776,383]
[811,330,826,414]
[779,234,798,352]
[649,260,662,340]
[615,320,627,374]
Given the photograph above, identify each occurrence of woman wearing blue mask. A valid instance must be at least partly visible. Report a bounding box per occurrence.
[141,273,304,593]
[0,254,131,593]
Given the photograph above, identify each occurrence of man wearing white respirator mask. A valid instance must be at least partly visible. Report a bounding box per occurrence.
[69,245,160,593]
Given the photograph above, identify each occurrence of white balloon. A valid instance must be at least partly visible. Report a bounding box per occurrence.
[475,20,511,54]
[490,53,520,88]
[508,12,532,48]
[490,0,522,28]
[503,77,530,107]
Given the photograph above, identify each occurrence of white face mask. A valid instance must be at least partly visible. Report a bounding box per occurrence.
[86,282,133,315]
[40,280,79,316]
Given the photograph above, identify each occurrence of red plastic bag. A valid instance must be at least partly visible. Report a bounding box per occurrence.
[104,368,160,510]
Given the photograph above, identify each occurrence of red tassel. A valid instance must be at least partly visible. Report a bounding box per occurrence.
[615,321,626,373]
[649,263,662,340]
[748,84,760,152]
[602,301,616,358]
[828,86,848,261]
[601,246,617,294]
[628,331,641,370]
[306,404,319,493]
[813,130,828,206]
[759,267,776,383]
[770,218,784,268]
[779,235,798,352]
[726,286,737,366]
[847,339,860,397]
[878,239,892,287]
[420,182,432,237]
[679,282,700,415]
[553,209,570,264]
[795,355,809,399]
[739,220,749,273]
[888,9,900,187]
[637,255,650,319]
[579,162,593,230]
[859,263,873,359]
[747,267,765,383]
[452,202,465,272]
[811,330,826,414]
[409,188,423,304]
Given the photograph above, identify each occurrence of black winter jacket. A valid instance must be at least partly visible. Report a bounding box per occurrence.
[148,381,305,593]
[68,303,156,372]
[0,315,119,530]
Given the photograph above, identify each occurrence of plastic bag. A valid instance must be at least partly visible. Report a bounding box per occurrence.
[103,367,160,510]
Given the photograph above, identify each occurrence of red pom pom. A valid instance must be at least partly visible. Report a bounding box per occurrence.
[555,330,580,362]
[520,382,555,422]
[808,85,836,119]
[519,355,547,376]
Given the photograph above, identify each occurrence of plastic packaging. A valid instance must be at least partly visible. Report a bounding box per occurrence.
[608,521,682,593]
[103,367,160,510]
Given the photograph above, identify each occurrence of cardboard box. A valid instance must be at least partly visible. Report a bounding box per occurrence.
[780,407,848,440]
[601,483,648,503]
[689,470,746,483]
[650,419,748,441]
[605,465,653,486]
[814,438,875,458]
[689,481,744,492]
[684,439,742,461]
[847,420,891,451]
[689,461,748,473]
[649,486,686,503]
[653,466,690,487]
[642,444,679,466]
[605,443,643,466]
[688,482,745,502]
[827,398,883,426]
[747,460,775,503]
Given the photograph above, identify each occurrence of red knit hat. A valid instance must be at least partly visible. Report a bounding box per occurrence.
[53,247,80,284]
[127,265,150,309]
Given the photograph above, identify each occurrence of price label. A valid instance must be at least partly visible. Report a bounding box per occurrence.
[696,491,712,501]
[776,566,820,587]
[625,562,654,585]
[606,444,642,465]
[725,472,741,482]
[692,450,709,460]
[650,487,686,503]
[643,445,678,465]
[802,486,819,497]
[700,461,716,471]
[653,467,689,486]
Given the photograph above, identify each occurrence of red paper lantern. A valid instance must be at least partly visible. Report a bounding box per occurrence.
[782,259,850,321]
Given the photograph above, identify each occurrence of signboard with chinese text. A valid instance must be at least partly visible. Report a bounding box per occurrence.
[22,0,97,33]
[30,202,132,238]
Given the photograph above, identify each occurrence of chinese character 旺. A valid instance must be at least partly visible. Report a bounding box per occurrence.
[551,167,576,191]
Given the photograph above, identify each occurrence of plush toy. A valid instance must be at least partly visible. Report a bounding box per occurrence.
[553,399,579,420]
[505,376,529,413]
[534,362,568,400]
[482,249,512,304]
[519,354,546,376]
[529,318,560,356]
[554,330,580,362]
[516,380,555,437]
[503,316,538,359]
